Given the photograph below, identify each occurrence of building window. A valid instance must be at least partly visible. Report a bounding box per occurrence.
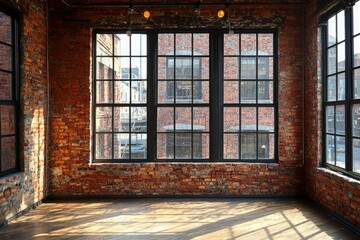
[323,1,360,177]
[0,8,18,177]
[93,30,277,163]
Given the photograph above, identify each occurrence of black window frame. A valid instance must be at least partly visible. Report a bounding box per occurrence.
[92,29,278,163]
[0,6,19,178]
[322,1,360,180]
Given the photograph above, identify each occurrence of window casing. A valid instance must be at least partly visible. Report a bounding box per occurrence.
[0,7,19,177]
[93,30,277,163]
[323,1,360,179]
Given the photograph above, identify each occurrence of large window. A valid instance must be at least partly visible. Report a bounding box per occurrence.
[0,8,18,177]
[93,30,277,163]
[323,1,360,177]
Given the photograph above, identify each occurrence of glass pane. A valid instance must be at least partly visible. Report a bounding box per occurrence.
[193,133,209,159]
[114,107,129,132]
[175,58,192,79]
[241,34,256,55]
[114,57,130,79]
[131,81,147,104]
[336,105,345,135]
[158,57,173,79]
[258,81,273,103]
[353,2,360,35]
[337,73,345,101]
[130,134,147,159]
[131,34,147,56]
[258,107,274,132]
[268,133,275,159]
[175,133,192,159]
[194,57,209,80]
[241,81,256,103]
[175,107,192,131]
[175,81,192,103]
[158,81,173,104]
[193,34,209,56]
[241,107,257,131]
[114,134,129,159]
[224,34,239,55]
[96,57,113,79]
[1,105,15,135]
[0,12,11,44]
[95,134,112,159]
[224,81,239,103]
[157,133,173,159]
[96,107,112,132]
[353,138,360,173]
[352,104,360,137]
[258,34,273,56]
[241,133,256,159]
[176,34,192,55]
[0,72,12,100]
[193,107,209,132]
[114,81,130,103]
[131,57,147,79]
[258,133,271,159]
[241,57,256,79]
[327,15,336,46]
[223,134,239,159]
[157,107,174,132]
[336,136,346,168]
[354,69,360,99]
[258,57,273,79]
[224,107,239,132]
[130,107,147,132]
[326,106,335,134]
[337,11,345,43]
[354,36,360,67]
[158,34,174,55]
[193,81,208,103]
[1,136,16,171]
[327,46,336,75]
[327,76,336,101]
[96,81,113,103]
[0,44,12,71]
[326,135,335,165]
[337,42,345,72]
[114,34,130,56]
[224,57,239,79]
[96,34,113,56]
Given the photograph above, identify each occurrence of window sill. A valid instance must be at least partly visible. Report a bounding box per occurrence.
[316,167,360,184]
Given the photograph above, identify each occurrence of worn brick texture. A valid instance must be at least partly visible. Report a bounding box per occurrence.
[0,0,47,225]
[49,1,304,197]
[304,0,360,228]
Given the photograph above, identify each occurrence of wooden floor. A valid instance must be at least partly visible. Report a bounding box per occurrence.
[0,198,358,240]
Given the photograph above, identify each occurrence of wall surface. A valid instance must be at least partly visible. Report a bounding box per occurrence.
[304,0,360,228]
[0,0,47,225]
[49,1,304,196]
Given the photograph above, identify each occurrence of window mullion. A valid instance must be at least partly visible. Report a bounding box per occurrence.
[148,32,157,162]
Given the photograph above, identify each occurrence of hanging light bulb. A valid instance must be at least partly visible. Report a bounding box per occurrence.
[143,10,150,19]
[217,9,225,18]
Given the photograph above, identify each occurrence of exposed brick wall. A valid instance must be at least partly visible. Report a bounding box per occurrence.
[304,0,360,228]
[49,2,304,197]
[0,0,47,225]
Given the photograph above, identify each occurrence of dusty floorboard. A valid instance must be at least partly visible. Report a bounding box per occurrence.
[0,198,358,239]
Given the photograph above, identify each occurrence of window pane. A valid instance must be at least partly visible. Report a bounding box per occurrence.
[327,75,336,101]
[241,133,256,159]
[175,133,192,159]
[115,34,130,56]
[327,15,336,46]
[353,1,360,35]
[114,81,130,103]
[131,34,147,56]
[241,34,256,55]
[241,81,256,103]
[352,104,360,137]
[1,105,15,135]
[96,81,113,103]
[157,133,173,159]
[258,81,273,103]
[354,36,360,67]
[131,81,147,104]
[336,136,346,168]
[95,134,112,159]
[175,107,191,131]
[0,72,12,100]
[241,107,257,131]
[158,34,174,55]
[131,134,147,159]
[158,57,173,79]
[326,106,335,134]
[193,107,209,132]
[158,81,173,104]
[337,11,345,43]
[96,107,112,132]
[131,57,147,79]
[258,107,274,132]
[114,57,130,79]
[193,133,209,159]
[193,34,209,56]
[258,133,271,159]
[0,11,11,44]
[175,81,192,103]
[224,34,239,55]
[241,57,256,79]
[176,34,192,55]
[224,57,239,79]
[337,73,345,101]
[326,135,335,165]
[157,107,173,132]
[114,107,129,132]
[354,69,360,99]
[353,138,360,173]
[258,34,273,56]
[1,136,16,171]
[224,107,239,132]
[96,34,113,56]
[258,57,273,79]
[193,81,208,103]
[327,46,336,75]
[337,42,345,72]
[223,134,239,159]
[175,58,192,79]
[97,57,113,79]
[0,44,12,71]
[224,81,239,103]
[131,107,147,132]
[114,134,129,159]
[194,57,209,80]
[336,105,345,135]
